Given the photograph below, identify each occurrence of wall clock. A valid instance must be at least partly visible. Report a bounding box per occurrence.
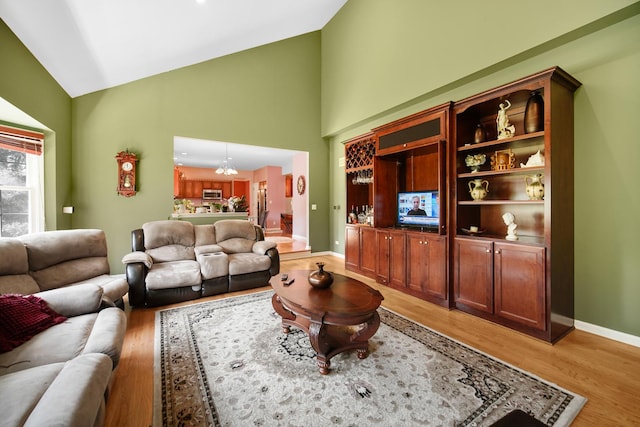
[115,150,138,197]
[297,175,306,195]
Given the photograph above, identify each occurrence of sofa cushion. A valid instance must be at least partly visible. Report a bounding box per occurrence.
[194,224,216,246]
[227,253,272,276]
[0,312,98,375]
[0,239,40,295]
[143,220,194,249]
[28,257,111,292]
[214,220,257,242]
[0,353,113,427]
[145,260,201,291]
[0,275,40,296]
[19,229,108,272]
[0,294,67,353]
[146,244,195,263]
[0,238,29,275]
[217,237,255,254]
[36,285,103,318]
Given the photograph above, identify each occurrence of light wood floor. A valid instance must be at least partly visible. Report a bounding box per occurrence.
[105,255,640,427]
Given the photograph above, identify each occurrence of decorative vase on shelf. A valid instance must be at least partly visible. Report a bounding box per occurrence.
[308,262,334,289]
[524,174,545,200]
[524,91,544,133]
[474,124,487,143]
[468,179,489,201]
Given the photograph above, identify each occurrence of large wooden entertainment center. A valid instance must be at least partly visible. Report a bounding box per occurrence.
[345,67,581,342]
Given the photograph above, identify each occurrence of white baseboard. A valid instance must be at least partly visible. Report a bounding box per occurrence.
[574,320,640,348]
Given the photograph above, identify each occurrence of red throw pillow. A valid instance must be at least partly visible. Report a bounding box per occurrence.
[0,294,67,353]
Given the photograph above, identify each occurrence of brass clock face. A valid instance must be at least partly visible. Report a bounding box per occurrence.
[297,175,306,195]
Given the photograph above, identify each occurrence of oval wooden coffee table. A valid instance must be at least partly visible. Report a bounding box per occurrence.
[271,269,384,375]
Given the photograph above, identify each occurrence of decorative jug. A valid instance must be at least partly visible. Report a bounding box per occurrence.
[468,179,489,201]
[524,174,544,200]
[308,262,334,289]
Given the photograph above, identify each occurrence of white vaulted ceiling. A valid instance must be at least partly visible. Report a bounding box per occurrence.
[0,0,347,97]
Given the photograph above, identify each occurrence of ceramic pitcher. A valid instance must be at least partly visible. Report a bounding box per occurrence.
[468,179,489,201]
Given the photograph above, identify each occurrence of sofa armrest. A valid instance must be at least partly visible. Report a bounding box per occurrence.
[252,240,277,255]
[122,251,153,268]
[125,262,147,307]
[266,247,280,276]
[36,285,103,317]
[23,353,113,427]
[83,307,127,368]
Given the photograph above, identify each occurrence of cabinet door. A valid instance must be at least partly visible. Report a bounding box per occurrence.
[376,230,390,284]
[185,181,192,198]
[406,233,425,294]
[421,234,447,300]
[359,227,377,278]
[193,181,203,199]
[453,238,493,313]
[494,243,546,330]
[345,226,360,272]
[406,233,446,300]
[222,182,232,198]
[388,230,406,288]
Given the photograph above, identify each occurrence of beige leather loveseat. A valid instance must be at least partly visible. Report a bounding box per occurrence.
[123,219,280,307]
[0,229,128,426]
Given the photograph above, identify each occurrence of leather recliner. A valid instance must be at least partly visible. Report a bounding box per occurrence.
[123,219,279,307]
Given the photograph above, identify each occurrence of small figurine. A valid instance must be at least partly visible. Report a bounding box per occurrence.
[502,212,518,241]
[496,100,516,140]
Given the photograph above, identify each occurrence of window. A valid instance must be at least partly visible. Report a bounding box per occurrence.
[0,125,44,237]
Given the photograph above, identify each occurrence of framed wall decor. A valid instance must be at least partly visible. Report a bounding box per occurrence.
[296,175,306,195]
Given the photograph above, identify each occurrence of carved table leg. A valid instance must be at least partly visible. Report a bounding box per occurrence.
[308,318,332,375]
[271,294,296,334]
[351,311,381,359]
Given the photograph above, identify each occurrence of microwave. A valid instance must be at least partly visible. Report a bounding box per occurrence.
[202,189,222,200]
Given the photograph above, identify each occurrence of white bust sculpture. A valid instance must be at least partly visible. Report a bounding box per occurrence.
[502,212,518,241]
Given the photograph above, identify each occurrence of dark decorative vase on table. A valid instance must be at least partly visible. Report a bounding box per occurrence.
[308,262,334,289]
[524,91,544,133]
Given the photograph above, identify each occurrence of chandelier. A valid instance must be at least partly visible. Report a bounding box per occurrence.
[215,144,238,175]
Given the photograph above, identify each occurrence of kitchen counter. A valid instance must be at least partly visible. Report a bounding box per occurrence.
[171,212,249,225]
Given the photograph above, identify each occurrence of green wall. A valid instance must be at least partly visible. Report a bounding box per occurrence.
[323,2,640,336]
[71,32,326,270]
[0,19,72,231]
[2,2,639,337]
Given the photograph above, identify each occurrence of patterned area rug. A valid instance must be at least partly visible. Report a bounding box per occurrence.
[154,291,586,426]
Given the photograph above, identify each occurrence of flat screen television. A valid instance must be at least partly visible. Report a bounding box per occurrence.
[397,190,439,229]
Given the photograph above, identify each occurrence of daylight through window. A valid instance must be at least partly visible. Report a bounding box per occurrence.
[0,125,44,237]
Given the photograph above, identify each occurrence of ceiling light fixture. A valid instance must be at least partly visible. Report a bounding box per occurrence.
[216,144,238,175]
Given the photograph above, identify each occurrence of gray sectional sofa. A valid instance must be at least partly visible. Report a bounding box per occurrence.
[0,229,128,427]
